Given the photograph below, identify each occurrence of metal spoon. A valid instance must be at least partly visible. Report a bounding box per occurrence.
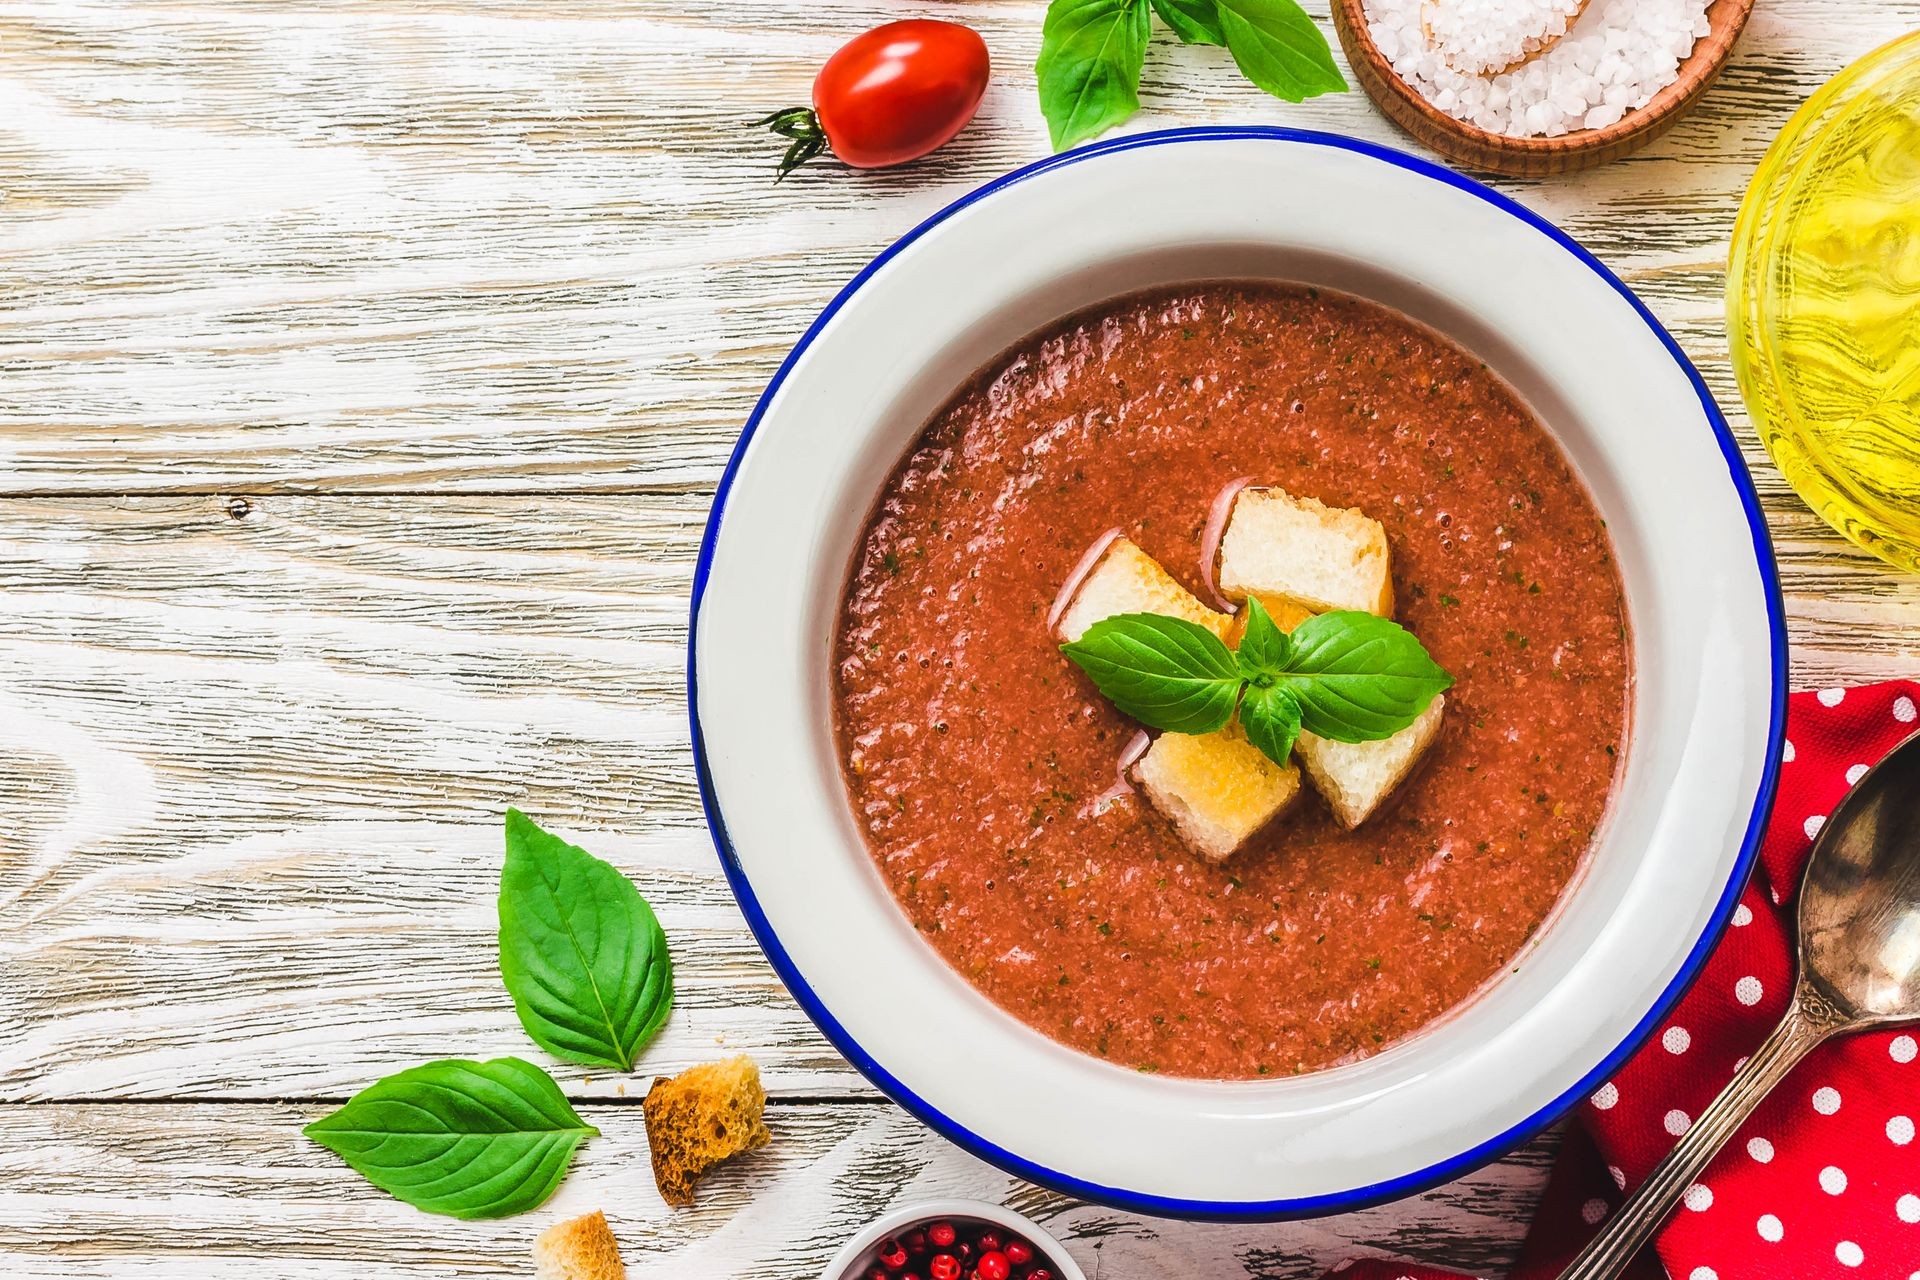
[1560,726,1920,1280]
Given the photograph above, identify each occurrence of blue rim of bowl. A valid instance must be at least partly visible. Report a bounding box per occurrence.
[687,125,1788,1221]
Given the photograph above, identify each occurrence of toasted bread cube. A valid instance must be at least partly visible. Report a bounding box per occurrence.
[534,1211,627,1280]
[1132,723,1302,863]
[1216,487,1393,616]
[1300,696,1446,829]
[1058,543,1285,860]
[643,1055,771,1207]
[1056,537,1231,643]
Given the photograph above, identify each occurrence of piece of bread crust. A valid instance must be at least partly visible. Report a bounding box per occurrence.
[1216,487,1393,616]
[534,1211,627,1280]
[1132,723,1302,863]
[642,1055,770,1208]
[1056,537,1231,643]
[1299,696,1446,829]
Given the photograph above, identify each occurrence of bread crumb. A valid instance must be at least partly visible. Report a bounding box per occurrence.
[534,1210,626,1280]
[643,1055,771,1207]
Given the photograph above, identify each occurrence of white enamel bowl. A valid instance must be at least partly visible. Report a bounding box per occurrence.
[691,127,1785,1219]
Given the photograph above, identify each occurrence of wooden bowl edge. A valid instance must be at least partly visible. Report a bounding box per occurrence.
[1331,0,1758,177]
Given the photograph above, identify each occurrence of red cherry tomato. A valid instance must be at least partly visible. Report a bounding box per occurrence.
[758,21,989,177]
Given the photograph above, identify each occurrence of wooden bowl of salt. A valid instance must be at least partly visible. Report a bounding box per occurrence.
[1331,0,1756,176]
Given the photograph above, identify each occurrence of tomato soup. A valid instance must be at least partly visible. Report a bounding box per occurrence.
[833,283,1630,1079]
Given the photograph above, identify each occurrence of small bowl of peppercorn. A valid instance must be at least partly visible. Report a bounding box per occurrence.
[823,1199,1086,1280]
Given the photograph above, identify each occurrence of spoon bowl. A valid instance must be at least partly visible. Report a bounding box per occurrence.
[1801,728,1920,1022]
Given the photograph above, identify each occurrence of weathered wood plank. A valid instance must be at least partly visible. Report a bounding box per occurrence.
[0,0,1916,493]
[0,1100,1558,1279]
[0,493,850,1099]
[0,496,1914,1104]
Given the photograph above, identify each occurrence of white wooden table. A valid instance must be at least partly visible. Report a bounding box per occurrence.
[3,3,1917,1276]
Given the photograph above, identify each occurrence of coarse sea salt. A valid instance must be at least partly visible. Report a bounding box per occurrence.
[1366,0,1713,138]
[1424,0,1587,76]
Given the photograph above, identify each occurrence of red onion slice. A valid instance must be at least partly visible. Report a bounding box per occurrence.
[1046,527,1123,633]
[1199,476,1253,611]
[1090,730,1152,814]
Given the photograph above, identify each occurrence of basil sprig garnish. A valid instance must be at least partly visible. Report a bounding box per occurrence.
[303,1057,597,1219]
[498,808,674,1072]
[1037,0,1346,150]
[1037,0,1153,154]
[1062,597,1453,767]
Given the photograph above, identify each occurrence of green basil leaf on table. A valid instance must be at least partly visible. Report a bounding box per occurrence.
[1215,0,1349,102]
[1233,594,1291,682]
[1151,0,1227,46]
[498,808,673,1072]
[1060,611,1242,734]
[1037,0,1152,150]
[303,1057,597,1219]
[1273,610,1454,741]
[1238,683,1305,769]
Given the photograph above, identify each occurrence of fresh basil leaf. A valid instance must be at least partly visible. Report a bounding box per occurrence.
[1215,0,1348,103]
[1239,684,1304,767]
[304,1057,597,1219]
[499,809,673,1072]
[1152,0,1227,45]
[1234,594,1291,682]
[1038,0,1152,150]
[1061,612,1242,734]
[1274,610,1453,742]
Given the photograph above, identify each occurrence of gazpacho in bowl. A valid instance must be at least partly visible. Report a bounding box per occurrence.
[832,282,1630,1080]
[691,128,1782,1217]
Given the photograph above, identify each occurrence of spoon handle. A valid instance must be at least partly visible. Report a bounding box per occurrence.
[1556,986,1846,1280]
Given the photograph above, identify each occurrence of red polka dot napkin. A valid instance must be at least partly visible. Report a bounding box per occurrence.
[1323,681,1920,1280]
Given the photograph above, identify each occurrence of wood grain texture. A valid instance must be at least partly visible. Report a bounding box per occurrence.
[0,0,1916,493]
[3,1,1920,1275]
[0,1101,1559,1280]
[0,494,849,1100]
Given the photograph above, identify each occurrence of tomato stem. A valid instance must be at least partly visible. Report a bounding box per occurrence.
[755,107,830,180]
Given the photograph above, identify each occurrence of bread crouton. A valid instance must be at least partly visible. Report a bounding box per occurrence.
[1132,723,1301,863]
[642,1055,770,1207]
[534,1211,627,1280]
[1216,487,1393,616]
[1055,542,1289,860]
[1299,696,1446,829]
[1056,537,1231,643]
